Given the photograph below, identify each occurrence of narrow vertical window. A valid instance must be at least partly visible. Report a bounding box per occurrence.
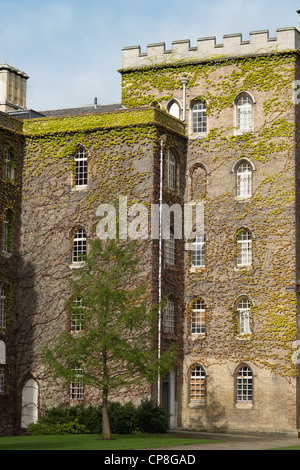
[5,151,12,179]
[166,150,176,190]
[190,365,206,402]
[191,165,206,201]
[237,94,252,131]
[237,298,251,335]
[165,231,175,265]
[191,298,205,334]
[70,366,84,400]
[236,161,252,198]
[237,229,252,267]
[236,365,253,403]
[191,233,205,267]
[168,100,181,119]
[71,299,84,332]
[163,299,175,333]
[0,286,7,329]
[75,148,88,188]
[2,214,9,253]
[192,101,207,134]
[0,365,5,393]
[72,229,87,263]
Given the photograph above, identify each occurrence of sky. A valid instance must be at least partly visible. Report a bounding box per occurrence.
[1,0,300,111]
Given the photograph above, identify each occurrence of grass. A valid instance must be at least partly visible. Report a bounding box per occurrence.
[0,433,217,451]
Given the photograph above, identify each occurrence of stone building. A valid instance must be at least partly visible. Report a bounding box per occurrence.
[1,14,300,436]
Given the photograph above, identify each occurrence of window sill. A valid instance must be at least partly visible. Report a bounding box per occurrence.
[190,266,205,273]
[189,132,207,140]
[1,251,12,259]
[235,402,253,409]
[189,333,205,340]
[234,266,252,271]
[72,185,88,192]
[235,334,252,341]
[69,262,86,269]
[188,401,206,408]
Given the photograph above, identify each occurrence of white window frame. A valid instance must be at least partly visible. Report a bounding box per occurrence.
[237,298,251,335]
[191,298,205,335]
[236,365,253,403]
[72,229,87,264]
[2,214,9,253]
[70,366,84,400]
[191,233,205,267]
[190,365,206,403]
[237,229,252,267]
[71,299,84,332]
[237,95,252,132]
[74,148,88,189]
[165,231,175,265]
[237,162,252,198]
[166,150,176,190]
[5,151,13,180]
[163,299,175,333]
[192,101,207,134]
[0,286,6,329]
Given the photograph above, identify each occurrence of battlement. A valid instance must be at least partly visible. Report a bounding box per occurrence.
[122,27,300,70]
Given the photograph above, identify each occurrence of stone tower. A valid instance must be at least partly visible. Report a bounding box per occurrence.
[0,64,28,112]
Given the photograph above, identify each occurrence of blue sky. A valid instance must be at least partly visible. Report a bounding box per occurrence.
[1,0,300,110]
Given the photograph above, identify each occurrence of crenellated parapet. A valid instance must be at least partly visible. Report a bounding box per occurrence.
[122,26,300,70]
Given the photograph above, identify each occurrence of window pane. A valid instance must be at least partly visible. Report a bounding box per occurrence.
[190,366,206,402]
[166,151,176,190]
[70,366,84,400]
[237,95,252,130]
[237,229,252,266]
[163,300,175,333]
[72,229,87,262]
[0,287,6,329]
[191,298,205,334]
[75,148,87,187]
[237,298,251,334]
[71,299,84,332]
[192,102,207,133]
[165,232,175,265]
[191,233,205,267]
[237,366,253,402]
[237,162,252,198]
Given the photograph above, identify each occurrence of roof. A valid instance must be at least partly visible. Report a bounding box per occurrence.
[38,103,125,118]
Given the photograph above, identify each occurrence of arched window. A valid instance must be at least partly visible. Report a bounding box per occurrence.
[191,165,207,201]
[165,231,175,265]
[163,299,175,333]
[191,297,205,335]
[167,100,181,119]
[190,365,206,402]
[166,150,176,190]
[236,161,252,198]
[74,147,88,188]
[0,285,7,328]
[4,150,13,180]
[236,365,253,403]
[236,297,251,335]
[191,233,205,267]
[236,228,252,267]
[192,101,207,134]
[21,378,39,428]
[72,229,87,263]
[237,94,252,131]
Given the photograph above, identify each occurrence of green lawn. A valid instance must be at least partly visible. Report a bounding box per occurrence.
[0,433,217,450]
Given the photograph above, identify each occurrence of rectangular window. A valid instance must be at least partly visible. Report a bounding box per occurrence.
[0,366,5,393]
[192,102,207,134]
[191,303,205,334]
[2,215,9,253]
[191,234,205,267]
[163,300,175,333]
[71,299,84,332]
[75,149,87,188]
[237,367,253,402]
[0,287,6,329]
[165,233,175,265]
[70,367,84,400]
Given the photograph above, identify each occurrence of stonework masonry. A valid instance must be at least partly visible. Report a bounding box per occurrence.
[1,15,300,437]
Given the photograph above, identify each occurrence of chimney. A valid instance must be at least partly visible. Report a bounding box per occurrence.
[0,63,29,113]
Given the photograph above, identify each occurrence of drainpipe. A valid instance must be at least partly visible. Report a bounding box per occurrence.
[180,75,190,121]
[157,135,166,405]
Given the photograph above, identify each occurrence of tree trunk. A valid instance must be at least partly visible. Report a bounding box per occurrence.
[102,388,112,440]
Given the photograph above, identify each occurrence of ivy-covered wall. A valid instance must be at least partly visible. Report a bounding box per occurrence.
[120,51,300,434]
